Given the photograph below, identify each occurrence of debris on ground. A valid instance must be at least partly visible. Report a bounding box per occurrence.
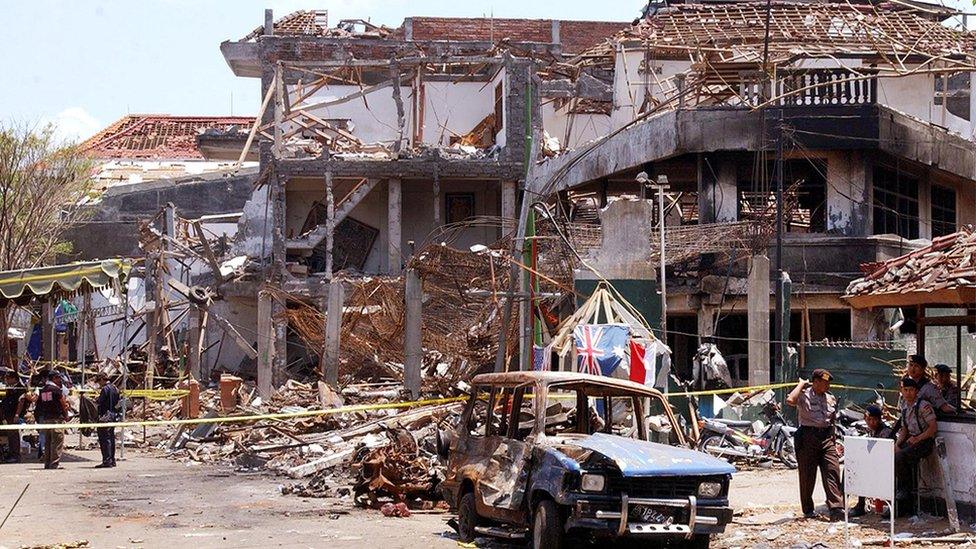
[138,377,460,511]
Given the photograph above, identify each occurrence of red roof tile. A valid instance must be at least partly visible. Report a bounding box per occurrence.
[845,226,976,305]
[81,115,255,160]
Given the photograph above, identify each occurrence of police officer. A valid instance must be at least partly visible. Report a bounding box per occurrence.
[934,363,960,409]
[786,368,844,520]
[94,372,119,468]
[904,354,955,415]
[849,405,895,517]
[35,371,68,469]
[892,376,938,517]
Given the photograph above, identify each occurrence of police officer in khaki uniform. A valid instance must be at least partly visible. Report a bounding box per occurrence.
[892,376,938,517]
[786,368,844,520]
[903,354,955,415]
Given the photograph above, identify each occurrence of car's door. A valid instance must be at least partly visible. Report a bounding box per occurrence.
[476,386,533,522]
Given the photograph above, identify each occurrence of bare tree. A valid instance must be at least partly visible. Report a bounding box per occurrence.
[0,124,94,271]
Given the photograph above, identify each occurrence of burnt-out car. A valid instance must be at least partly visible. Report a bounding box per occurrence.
[438,371,735,548]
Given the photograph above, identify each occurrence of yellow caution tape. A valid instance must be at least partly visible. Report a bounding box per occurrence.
[0,395,467,431]
[0,388,190,401]
[0,380,901,432]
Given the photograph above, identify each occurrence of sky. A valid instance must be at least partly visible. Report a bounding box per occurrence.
[0,0,646,143]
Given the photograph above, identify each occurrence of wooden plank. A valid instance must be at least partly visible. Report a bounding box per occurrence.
[210,311,258,360]
[191,221,224,284]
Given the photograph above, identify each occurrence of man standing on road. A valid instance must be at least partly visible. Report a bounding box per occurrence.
[35,371,68,469]
[94,372,119,468]
[1,369,26,462]
[786,368,844,521]
[849,405,895,517]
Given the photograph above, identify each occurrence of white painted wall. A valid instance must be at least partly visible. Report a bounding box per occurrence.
[613,48,691,130]
[542,101,612,150]
[421,81,497,146]
[287,79,497,148]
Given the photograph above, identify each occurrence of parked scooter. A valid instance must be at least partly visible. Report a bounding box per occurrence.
[696,391,798,468]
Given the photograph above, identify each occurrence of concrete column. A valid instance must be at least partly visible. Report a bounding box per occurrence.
[747,254,770,386]
[698,154,738,223]
[388,178,402,274]
[404,268,422,400]
[187,306,202,380]
[501,180,517,234]
[272,300,288,389]
[432,174,441,228]
[826,151,869,236]
[256,290,273,399]
[321,282,343,387]
[697,305,717,343]
[918,173,932,240]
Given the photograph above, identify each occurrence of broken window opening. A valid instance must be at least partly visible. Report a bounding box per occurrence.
[445,193,476,224]
[738,159,827,233]
[934,72,971,122]
[872,165,919,240]
[931,184,957,238]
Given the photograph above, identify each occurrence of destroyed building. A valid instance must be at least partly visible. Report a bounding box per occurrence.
[216,10,633,393]
[529,0,976,385]
[66,115,259,259]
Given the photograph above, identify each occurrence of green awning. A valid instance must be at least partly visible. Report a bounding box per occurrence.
[0,259,131,305]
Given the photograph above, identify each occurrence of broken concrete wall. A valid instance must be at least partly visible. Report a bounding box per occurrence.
[231,184,274,261]
[64,169,258,261]
[541,102,612,150]
[825,150,869,236]
[612,47,691,131]
[285,178,502,274]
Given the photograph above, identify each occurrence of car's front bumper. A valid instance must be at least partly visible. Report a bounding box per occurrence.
[567,495,733,537]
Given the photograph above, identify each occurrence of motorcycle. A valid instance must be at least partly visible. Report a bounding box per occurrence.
[697,391,798,468]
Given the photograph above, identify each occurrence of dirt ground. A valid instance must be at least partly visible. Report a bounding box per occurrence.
[0,447,970,549]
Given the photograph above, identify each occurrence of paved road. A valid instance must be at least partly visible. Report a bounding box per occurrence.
[0,447,816,548]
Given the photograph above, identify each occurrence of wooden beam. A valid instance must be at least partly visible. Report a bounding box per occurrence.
[210,311,258,360]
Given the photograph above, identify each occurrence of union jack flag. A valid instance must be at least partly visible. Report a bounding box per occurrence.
[573,324,630,377]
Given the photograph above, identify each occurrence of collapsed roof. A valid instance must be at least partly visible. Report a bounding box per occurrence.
[82,115,256,160]
[845,227,976,307]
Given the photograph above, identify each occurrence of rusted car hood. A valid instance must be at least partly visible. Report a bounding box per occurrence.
[569,433,736,476]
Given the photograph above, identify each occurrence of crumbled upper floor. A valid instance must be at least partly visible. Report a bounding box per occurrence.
[237,10,631,56]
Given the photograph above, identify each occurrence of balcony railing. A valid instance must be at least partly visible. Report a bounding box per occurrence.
[774,68,877,106]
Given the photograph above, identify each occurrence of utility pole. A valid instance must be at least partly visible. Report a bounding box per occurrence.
[639,172,670,342]
[773,109,785,380]
[655,175,669,344]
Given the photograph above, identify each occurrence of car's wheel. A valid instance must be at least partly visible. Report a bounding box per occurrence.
[776,434,798,469]
[532,499,563,549]
[700,434,737,463]
[457,491,479,543]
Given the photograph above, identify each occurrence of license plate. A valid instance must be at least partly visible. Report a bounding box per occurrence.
[629,505,673,525]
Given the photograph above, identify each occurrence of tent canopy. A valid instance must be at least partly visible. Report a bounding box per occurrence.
[0,259,131,306]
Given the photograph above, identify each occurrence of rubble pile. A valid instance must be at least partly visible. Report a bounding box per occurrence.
[149,378,460,509]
